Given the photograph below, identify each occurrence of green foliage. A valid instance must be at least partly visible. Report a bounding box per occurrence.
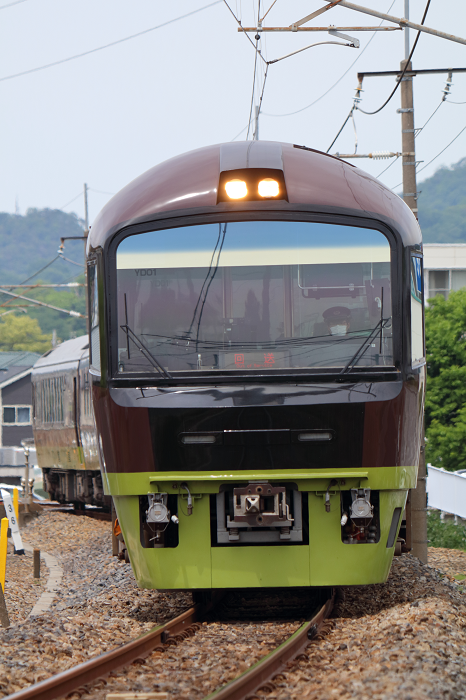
[25,277,87,340]
[425,289,466,469]
[0,313,51,353]
[418,158,466,243]
[427,510,466,550]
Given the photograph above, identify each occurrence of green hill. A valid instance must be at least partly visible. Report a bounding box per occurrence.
[0,208,87,342]
[418,158,466,242]
[0,208,86,284]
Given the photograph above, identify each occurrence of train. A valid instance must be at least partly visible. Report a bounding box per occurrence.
[31,336,107,508]
[45,140,426,590]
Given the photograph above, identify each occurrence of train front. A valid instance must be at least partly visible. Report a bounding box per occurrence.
[88,141,425,590]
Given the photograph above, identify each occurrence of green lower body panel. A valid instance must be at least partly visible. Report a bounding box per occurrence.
[108,467,415,589]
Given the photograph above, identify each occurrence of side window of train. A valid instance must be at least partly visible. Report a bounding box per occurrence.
[88,261,101,372]
[410,254,424,367]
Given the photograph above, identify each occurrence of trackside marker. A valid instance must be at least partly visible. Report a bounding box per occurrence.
[1,489,25,555]
[0,517,7,591]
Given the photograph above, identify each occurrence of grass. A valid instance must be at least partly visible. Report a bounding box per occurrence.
[427,510,466,550]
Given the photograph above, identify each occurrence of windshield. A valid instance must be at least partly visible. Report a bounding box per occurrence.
[115,221,393,375]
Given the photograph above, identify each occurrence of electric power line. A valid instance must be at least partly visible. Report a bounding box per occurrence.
[59,254,85,268]
[416,100,443,138]
[90,188,116,196]
[0,0,29,8]
[376,154,400,179]
[327,107,355,153]
[59,192,83,210]
[231,123,249,141]
[357,0,432,116]
[0,1,222,83]
[262,0,397,118]
[416,122,466,176]
[223,0,268,61]
[7,255,60,293]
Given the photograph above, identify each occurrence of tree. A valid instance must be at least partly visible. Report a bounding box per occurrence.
[0,313,51,353]
[425,288,466,470]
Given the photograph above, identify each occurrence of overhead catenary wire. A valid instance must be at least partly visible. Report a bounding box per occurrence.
[415,100,443,139]
[357,0,432,116]
[0,1,222,83]
[375,154,400,179]
[223,0,268,62]
[327,107,355,153]
[377,75,454,180]
[262,0,396,118]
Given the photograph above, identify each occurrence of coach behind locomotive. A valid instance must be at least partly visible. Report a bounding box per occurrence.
[87,141,425,590]
[31,336,105,507]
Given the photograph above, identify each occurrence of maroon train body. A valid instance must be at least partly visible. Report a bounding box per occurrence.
[86,141,425,590]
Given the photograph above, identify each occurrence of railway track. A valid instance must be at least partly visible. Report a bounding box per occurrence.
[7,590,335,700]
[38,502,112,521]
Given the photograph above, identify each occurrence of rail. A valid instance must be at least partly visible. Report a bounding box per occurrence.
[203,590,335,700]
[8,589,335,700]
[6,601,215,700]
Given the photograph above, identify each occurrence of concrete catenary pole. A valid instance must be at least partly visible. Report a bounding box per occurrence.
[400,6,428,563]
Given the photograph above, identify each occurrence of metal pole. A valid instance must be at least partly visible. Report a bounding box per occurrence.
[24,446,30,514]
[254,106,260,140]
[83,184,89,324]
[404,0,410,60]
[83,183,89,235]
[320,1,466,47]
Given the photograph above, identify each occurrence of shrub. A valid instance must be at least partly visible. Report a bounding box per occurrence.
[427,510,466,550]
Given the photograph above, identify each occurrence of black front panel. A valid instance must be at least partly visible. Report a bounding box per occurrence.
[149,404,365,472]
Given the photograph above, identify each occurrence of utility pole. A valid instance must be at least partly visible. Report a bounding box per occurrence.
[83,183,89,236]
[399,60,417,216]
[400,1,427,565]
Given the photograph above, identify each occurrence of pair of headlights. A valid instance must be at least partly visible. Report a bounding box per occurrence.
[225,178,279,200]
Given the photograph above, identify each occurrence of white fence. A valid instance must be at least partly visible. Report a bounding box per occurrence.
[426,464,466,519]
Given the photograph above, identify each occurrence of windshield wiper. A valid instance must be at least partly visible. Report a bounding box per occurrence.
[120,325,173,380]
[337,317,391,380]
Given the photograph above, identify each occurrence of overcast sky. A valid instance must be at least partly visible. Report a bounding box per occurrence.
[1,0,466,224]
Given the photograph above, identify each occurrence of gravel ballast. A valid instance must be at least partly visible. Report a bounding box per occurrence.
[0,510,465,699]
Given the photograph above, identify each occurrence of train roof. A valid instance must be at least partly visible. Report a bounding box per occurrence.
[32,335,89,371]
[88,141,421,252]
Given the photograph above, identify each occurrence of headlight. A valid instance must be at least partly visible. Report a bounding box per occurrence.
[225,179,248,199]
[258,178,279,198]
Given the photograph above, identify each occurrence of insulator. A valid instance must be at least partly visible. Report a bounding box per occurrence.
[372,151,393,160]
